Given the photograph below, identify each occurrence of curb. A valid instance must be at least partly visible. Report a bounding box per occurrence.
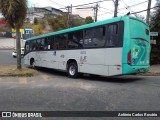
[0,74,33,77]
[138,72,160,76]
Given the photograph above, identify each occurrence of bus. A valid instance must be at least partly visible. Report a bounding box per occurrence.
[24,16,150,78]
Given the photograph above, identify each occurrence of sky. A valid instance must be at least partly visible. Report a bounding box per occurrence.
[28,0,157,21]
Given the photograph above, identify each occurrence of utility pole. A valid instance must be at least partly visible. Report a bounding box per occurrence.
[113,0,119,17]
[94,4,99,22]
[66,4,72,28]
[146,0,152,24]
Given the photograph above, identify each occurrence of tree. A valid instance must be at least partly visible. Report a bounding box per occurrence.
[85,16,94,24]
[150,0,160,34]
[47,14,68,31]
[33,18,38,25]
[32,24,43,36]
[47,14,85,32]
[149,0,160,64]
[0,0,27,69]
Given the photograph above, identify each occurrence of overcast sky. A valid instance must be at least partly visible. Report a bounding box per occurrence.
[28,0,157,21]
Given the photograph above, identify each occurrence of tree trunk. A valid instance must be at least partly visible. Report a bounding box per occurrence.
[16,27,21,69]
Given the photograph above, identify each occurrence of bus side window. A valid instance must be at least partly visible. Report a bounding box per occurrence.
[68,30,83,49]
[92,26,105,47]
[107,24,118,47]
[83,28,94,48]
[55,34,67,50]
[32,40,37,50]
[40,39,45,50]
[44,37,50,50]
[36,39,41,50]
[25,41,29,54]
[50,37,55,50]
[29,41,33,51]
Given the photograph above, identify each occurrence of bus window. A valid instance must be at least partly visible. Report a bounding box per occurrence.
[84,28,94,48]
[55,34,67,50]
[32,40,37,50]
[29,41,33,51]
[38,39,45,50]
[107,24,118,47]
[92,26,105,47]
[44,37,52,50]
[24,41,29,54]
[84,27,105,48]
[106,22,123,47]
[68,30,83,49]
[36,39,41,50]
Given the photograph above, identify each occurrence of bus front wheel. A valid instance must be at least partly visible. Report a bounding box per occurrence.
[30,59,35,69]
[67,62,78,78]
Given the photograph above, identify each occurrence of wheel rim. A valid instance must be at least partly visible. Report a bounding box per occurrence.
[69,65,76,76]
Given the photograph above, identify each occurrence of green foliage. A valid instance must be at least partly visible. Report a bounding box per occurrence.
[25,18,30,23]
[150,0,160,33]
[85,16,94,24]
[150,0,160,65]
[0,0,27,28]
[47,14,85,32]
[72,17,85,27]
[33,18,38,25]
[47,14,67,31]
[33,25,43,36]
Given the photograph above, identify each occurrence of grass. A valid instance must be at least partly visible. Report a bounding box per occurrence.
[0,65,38,77]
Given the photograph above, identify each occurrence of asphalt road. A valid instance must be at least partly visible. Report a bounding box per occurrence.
[0,49,24,65]
[0,50,160,120]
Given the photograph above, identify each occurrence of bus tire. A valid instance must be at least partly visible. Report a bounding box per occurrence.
[67,62,78,78]
[30,59,35,69]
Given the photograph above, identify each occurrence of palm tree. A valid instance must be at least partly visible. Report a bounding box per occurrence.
[0,0,27,69]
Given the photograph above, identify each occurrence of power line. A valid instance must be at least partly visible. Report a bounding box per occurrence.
[47,0,66,8]
[95,5,160,19]
[131,5,160,14]
[100,6,124,14]
[121,0,134,12]
[120,0,139,17]
[59,0,112,9]
[118,1,147,10]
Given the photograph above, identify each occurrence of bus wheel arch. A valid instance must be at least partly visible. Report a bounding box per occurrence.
[67,59,78,78]
[30,58,35,68]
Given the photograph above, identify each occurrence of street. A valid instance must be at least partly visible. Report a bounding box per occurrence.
[0,50,160,120]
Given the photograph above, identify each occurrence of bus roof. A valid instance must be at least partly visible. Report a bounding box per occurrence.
[26,16,146,41]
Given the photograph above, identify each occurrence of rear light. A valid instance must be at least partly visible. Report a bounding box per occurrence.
[128,50,132,65]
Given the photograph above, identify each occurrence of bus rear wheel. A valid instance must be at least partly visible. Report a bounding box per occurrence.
[67,62,78,78]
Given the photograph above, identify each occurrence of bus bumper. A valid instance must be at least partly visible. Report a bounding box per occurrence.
[122,64,150,75]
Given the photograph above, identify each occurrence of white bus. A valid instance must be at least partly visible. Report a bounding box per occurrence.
[24,16,150,77]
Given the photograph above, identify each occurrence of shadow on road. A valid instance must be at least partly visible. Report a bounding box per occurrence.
[33,67,143,83]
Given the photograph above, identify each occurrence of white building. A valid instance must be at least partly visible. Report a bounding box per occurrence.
[27,7,64,23]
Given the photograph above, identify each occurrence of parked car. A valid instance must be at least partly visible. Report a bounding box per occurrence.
[12,48,24,58]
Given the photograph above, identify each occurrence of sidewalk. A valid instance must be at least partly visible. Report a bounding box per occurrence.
[141,65,160,76]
